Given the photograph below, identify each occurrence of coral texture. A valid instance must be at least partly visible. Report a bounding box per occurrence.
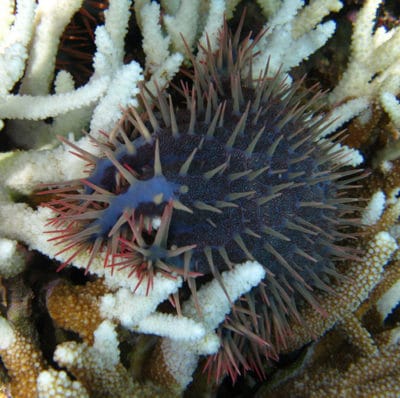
[46,279,109,344]
[0,317,45,398]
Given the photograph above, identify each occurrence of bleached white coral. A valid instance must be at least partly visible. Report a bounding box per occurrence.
[0,238,25,277]
[196,0,226,60]
[136,0,228,96]
[362,191,386,226]
[0,316,16,350]
[99,280,182,328]
[160,261,266,388]
[0,0,36,97]
[0,136,95,194]
[380,74,400,128]
[329,0,400,127]
[54,320,136,397]
[0,78,109,120]
[163,0,201,54]
[139,1,171,73]
[252,0,341,80]
[37,369,89,398]
[0,0,144,148]
[377,279,400,321]
[135,312,206,341]
[20,0,83,95]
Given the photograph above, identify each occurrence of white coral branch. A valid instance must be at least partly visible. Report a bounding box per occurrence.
[0,76,109,120]
[252,0,341,79]
[160,261,266,388]
[20,0,83,95]
[329,0,400,127]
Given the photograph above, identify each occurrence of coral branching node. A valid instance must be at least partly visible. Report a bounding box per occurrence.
[39,21,364,380]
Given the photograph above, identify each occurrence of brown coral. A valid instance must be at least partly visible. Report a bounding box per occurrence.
[0,317,45,398]
[257,228,400,397]
[283,231,397,352]
[259,328,400,398]
[46,278,109,344]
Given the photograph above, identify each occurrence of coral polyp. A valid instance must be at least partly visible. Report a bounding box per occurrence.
[41,22,364,380]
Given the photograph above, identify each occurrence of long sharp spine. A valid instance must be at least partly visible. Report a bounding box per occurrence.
[187,86,197,134]
[193,201,223,214]
[206,102,223,137]
[168,95,179,138]
[226,102,250,149]
[233,234,254,260]
[129,106,152,143]
[248,166,269,181]
[203,160,229,180]
[266,134,283,158]
[140,90,159,131]
[245,126,266,156]
[153,139,163,176]
[226,191,255,201]
[228,169,253,182]
[179,147,198,176]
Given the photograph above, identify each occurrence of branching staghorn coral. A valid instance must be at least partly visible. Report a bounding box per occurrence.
[258,241,400,398]
[260,326,400,397]
[0,0,400,397]
[328,0,400,128]
[4,0,148,148]
[281,230,397,352]
[252,0,342,79]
